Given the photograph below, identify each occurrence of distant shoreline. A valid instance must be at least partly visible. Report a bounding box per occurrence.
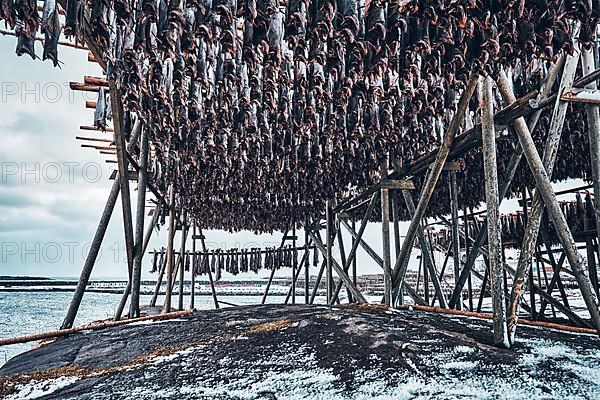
[0,288,291,296]
[0,276,52,281]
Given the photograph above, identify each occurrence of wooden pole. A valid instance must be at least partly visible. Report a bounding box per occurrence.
[178,210,188,311]
[129,127,149,318]
[464,206,473,310]
[304,222,310,304]
[191,224,197,309]
[326,201,333,304]
[352,219,358,297]
[109,83,135,320]
[402,190,448,308]
[336,225,352,303]
[285,249,310,303]
[480,75,510,347]
[391,73,479,306]
[582,47,600,297]
[261,230,289,304]
[150,248,165,306]
[60,121,142,329]
[381,161,393,306]
[449,171,461,309]
[498,69,600,337]
[331,194,378,301]
[339,217,427,305]
[448,56,564,308]
[310,260,326,304]
[292,225,297,304]
[198,228,219,309]
[2,310,194,347]
[522,187,537,320]
[308,230,367,303]
[163,184,176,314]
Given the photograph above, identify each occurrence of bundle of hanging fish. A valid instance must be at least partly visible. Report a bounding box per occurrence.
[156,245,301,281]
[0,0,69,66]
[2,0,599,233]
[429,192,598,250]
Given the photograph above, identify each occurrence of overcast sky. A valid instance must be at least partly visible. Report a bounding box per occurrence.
[0,36,586,281]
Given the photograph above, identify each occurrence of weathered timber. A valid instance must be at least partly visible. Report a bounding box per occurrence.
[163,184,176,313]
[129,127,149,318]
[499,68,600,337]
[582,47,600,297]
[448,56,564,309]
[60,121,142,330]
[402,190,448,308]
[480,75,510,348]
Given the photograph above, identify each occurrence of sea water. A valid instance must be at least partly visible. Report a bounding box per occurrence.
[0,292,289,367]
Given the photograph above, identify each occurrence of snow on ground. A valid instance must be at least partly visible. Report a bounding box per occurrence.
[1,305,598,399]
[4,376,80,400]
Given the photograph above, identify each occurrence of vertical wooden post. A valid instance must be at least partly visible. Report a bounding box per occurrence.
[190,223,197,309]
[499,67,600,335]
[422,251,429,304]
[178,210,188,311]
[150,248,165,306]
[582,47,600,296]
[129,127,149,318]
[261,230,289,304]
[326,201,333,304]
[163,183,176,314]
[522,187,537,320]
[480,75,510,348]
[292,225,297,304]
[304,222,310,304]
[336,226,352,303]
[381,161,392,306]
[402,191,448,307]
[352,219,358,296]
[449,171,461,309]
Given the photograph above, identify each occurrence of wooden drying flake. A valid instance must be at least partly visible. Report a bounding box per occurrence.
[70,82,100,92]
[561,87,600,104]
[75,136,112,143]
[84,76,109,87]
[80,125,114,132]
[81,144,114,151]
[379,179,415,190]
[109,170,138,181]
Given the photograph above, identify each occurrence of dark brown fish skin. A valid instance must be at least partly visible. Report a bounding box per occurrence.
[1,1,597,232]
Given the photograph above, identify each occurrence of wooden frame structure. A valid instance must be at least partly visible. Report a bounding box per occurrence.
[10,8,594,347]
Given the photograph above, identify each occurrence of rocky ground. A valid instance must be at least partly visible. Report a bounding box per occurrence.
[0,304,599,399]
